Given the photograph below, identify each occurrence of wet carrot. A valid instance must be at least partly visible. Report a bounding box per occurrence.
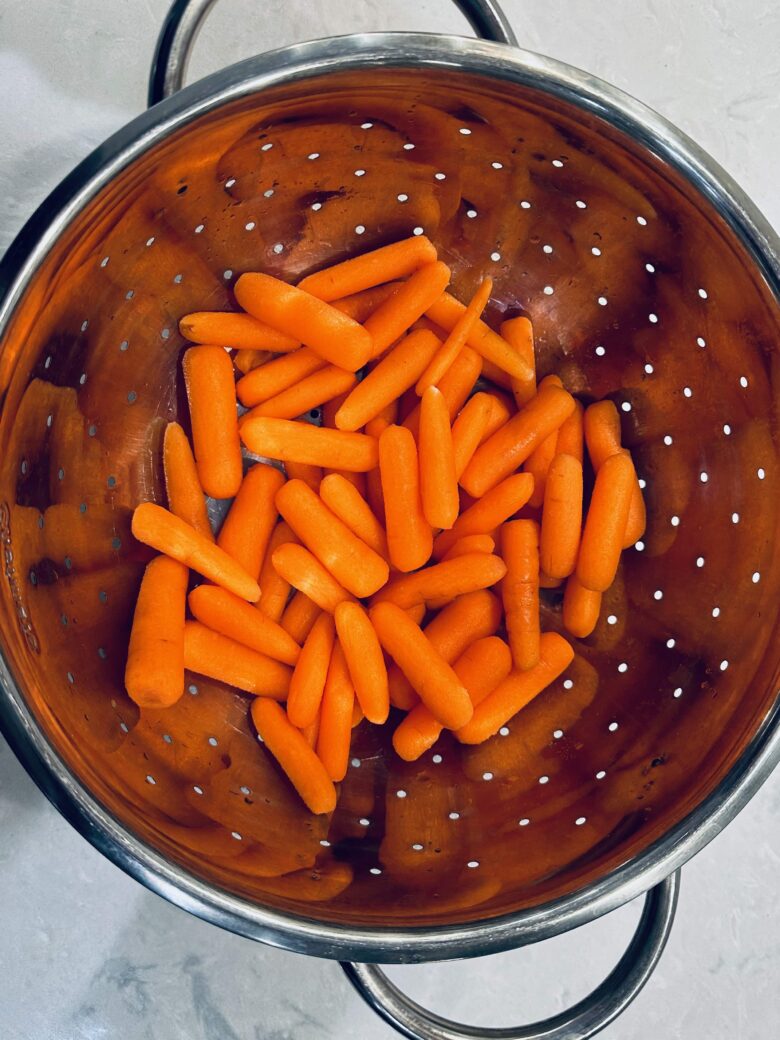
[336,601,389,724]
[562,575,602,638]
[237,348,326,407]
[330,282,402,322]
[287,612,335,728]
[577,451,635,592]
[419,386,459,530]
[284,460,322,491]
[584,401,646,547]
[183,621,292,699]
[403,346,482,437]
[299,235,437,301]
[179,311,300,352]
[257,520,298,621]
[271,543,354,613]
[426,292,533,381]
[441,534,495,561]
[433,473,534,559]
[125,555,188,708]
[379,424,433,572]
[374,553,507,609]
[363,261,451,358]
[217,462,285,581]
[235,272,373,370]
[132,503,260,601]
[451,393,493,479]
[416,277,493,394]
[502,520,540,670]
[556,400,584,462]
[539,453,583,579]
[188,584,301,666]
[251,699,337,814]
[317,642,354,781]
[163,422,213,541]
[320,473,388,559]
[241,417,378,472]
[500,317,536,408]
[183,345,243,499]
[241,365,357,422]
[280,591,321,644]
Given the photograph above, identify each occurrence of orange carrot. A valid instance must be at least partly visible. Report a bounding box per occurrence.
[364,413,394,521]
[317,642,354,781]
[481,392,514,442]
[461,382,576,497]
[233,348,272,375]
[379,424,433,572]
[237,348,326,407]
[426,292,533,381]
[352,700,364,728]
[241,365,357,422]
[163,422,213,541]
[319,473,388,559]
[179,311,300,352]
[287,612,335,728]
[556,400,584,462]
[562,575,602,638]
[419,386,459,530]
[188,584,301,666]
[275,479,388,598]
[284,460,322,491]
[502,520,540,670]
[524,430,557,509]
[405,604,427,624]
[577,451,635,592]
[125,555,188,708]
[217,462,285,581]
[403,346,482,437]
[330,282,402,322]
[416,277,493,394]
[584,401,646,547]
[183,621,292,699]
[500,317,536,408]
[183,345,243,499]
[363,261,451,357]
[280,591,321,644]
[132,503,260,601]
[255,522,297,622]
[251,699,336,813]
[334,329,441,431]
[451,393,493,479]
[456,632,574,744]
[539,453,583,579]
[301,710,321,749]
[393,636,512,761]
[374,553,507,609]
[271,543,354,613]
[479,358,513,390]
[241,417,378,472]
[370,603,473,729]
[335,601,389,724]
[389,665,421,711]
[235,272,373,370]
[299,235,437,301]
[433,473,534,559]
[540,570,563,589]
[441,534,495,561]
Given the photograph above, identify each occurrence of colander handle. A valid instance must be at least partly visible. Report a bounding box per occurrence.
[148,0,518,106]
[341,871,680,1040]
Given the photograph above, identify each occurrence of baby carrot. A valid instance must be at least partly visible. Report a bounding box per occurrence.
[480,358,513,390]
[271,543,354,613]
[335,601,389,724]
[284,460,322,491]
[217,462,285,581]
[251,699,336,814]
[364,413,394,521]
[298,235,437,301]
[163,422,213,541]
[319,473,388,559]
[481,392,514,441]
[132,503,260,601]
[275,479,389,597]
[317,642,354,782]
[233,348,272,375]
[451,393,493,479]
[389,665,421,711]
[556,400,584,462]
[235,273,373,370]
[125,555,188,708]
[242,366,357,423]
[441,534,495,561]
[188,584,301,666]
[426,292,533,381]
[577,451,635,592]
[281,591,321,644]
[363,261,451,357]
[403,346,482,437]
[370,602,473,730]
[179,311,300,352]
[352,700,364,728]
[183,345,243,499]
[502,520,541,670]
[456,632,574,744]
[584,401,646,547]
[287,612,335,728]
[183,621,292,699]
[241,417,378,472]
[539,453,583,579]
[301,710,321,749]
[393,636,512,761]
[540,571,563,589]
[433,472,534,559]
[237,348,326,407]
[379,424,433,572]
[500,317,536,408]
[330,282,402,322]
[562,575,602,638]
[257,520,298,621]
[334,329,441,431]
[416,277,493,394]
[419,386,459,530]
[374,553,507,609]
[461,382,576,497]
[525,430,557,508]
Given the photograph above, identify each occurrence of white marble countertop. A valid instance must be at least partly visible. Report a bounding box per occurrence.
[1,1,778,1037]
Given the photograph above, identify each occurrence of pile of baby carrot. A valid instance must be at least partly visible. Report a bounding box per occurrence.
[125,235,644,815]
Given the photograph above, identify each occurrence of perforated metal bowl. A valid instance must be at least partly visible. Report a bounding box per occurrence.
[0,2,778,1038]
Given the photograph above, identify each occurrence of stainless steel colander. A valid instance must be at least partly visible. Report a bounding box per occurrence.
[0,1,779,1038]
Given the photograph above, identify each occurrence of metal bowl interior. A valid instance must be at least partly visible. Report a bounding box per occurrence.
[0,35,779,960]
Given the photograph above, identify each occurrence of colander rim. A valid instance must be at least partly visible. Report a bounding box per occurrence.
[0,31,779,963]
